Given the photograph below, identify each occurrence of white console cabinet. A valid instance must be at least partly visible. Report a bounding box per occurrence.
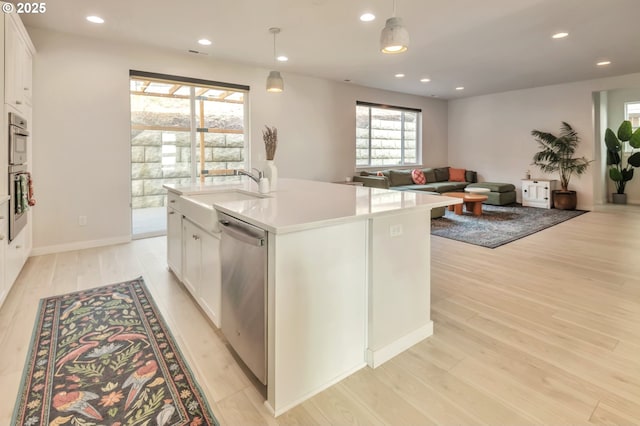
[522,179,558,209]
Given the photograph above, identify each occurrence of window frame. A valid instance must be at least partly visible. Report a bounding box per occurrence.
[623,101,640,154]
[355,101,422,169]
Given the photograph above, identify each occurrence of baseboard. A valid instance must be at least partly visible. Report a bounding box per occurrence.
[30,235,132,256]
[366,321,434,368]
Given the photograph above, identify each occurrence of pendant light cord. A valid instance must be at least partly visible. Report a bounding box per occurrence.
[273,31,276,66]
[392,0,396,17]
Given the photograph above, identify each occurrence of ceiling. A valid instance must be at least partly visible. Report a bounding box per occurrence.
[21,0,640,99]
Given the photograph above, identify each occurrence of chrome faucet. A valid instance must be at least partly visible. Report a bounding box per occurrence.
[234,168,263,184]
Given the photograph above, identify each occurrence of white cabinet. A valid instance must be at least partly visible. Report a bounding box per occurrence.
[182,219,200,297]
[4,12,33,112]
[198,232,221,326]
[522,179,558,209]
[182,218,221,327]
[167,206,182,279]
[5,221,27,287]
[0,204,7,306]
[166,190,223,328]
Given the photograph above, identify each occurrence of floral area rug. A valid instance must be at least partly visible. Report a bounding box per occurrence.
[431,203,587,248]
[12,277,219,426]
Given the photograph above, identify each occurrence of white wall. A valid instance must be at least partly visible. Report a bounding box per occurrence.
[28,27,448,253]
[448,73,640,210]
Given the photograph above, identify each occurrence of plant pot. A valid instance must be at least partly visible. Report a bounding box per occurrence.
[553,190,577,210]
[612,193,627,204]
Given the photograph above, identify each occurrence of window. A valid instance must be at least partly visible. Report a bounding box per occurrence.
[129,70,249,237]
[625,101,640,131]
[356,101,420,167]
[623,101,640,153]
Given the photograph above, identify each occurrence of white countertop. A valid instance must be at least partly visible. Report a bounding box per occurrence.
[164,178,460,234]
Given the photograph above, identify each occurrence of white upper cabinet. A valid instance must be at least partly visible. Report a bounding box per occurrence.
[5,12,34,113]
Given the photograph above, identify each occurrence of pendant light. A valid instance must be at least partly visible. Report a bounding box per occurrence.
[266,27,284,93]
[380,0,409,54]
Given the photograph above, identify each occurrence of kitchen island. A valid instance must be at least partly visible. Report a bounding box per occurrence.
[164,178,460,416]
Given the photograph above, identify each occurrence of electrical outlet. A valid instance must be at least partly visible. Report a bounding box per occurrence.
[390,224,403,237]
[79,216,87,226]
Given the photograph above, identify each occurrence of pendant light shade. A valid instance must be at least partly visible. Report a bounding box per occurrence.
[380,1,409,54]
[266,28,284,93]
[380,17,409,53]
[266,71,284,92]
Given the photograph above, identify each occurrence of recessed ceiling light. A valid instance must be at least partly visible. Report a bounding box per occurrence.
[395,73,405,78]
[198,39,212,46]
[456,86,465,91]
[276,55,288,62]
[597,60,611,66]
[360,13,375,22]
[552,32,569,39]
[420,78,431,83]
[86,16,105,24]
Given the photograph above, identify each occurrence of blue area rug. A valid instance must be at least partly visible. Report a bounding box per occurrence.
[431,204,587,248]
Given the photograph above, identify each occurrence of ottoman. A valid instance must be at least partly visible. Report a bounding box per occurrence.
[465,182,516,205]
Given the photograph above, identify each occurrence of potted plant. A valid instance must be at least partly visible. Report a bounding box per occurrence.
[531,122,592,210]
[604,120,640,204]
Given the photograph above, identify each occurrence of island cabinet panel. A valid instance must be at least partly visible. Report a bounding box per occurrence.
[267,220,368,416]
[367,210,433,367]
[167,206,182,279]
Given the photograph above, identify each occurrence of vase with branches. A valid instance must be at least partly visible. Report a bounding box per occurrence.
[262,125,278,190]
[531,121,592,209]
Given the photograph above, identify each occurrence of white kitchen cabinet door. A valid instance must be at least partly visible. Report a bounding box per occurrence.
[4,13,31,113]
[182,219,201,298]
[167,207,182,279]
[0,212,7,307]
[22,48,32,106]
[5,224,27,288]
[182,218,222,328]
[198,232,221,327]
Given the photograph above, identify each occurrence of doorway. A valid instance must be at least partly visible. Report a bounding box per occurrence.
[129,71,249,238]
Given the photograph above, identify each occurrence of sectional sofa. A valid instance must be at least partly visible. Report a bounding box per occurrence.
[354,167,477,192]
[353,167,517,210]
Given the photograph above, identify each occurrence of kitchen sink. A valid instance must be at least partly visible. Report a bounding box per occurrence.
[179,191,266,233]
[182,190,265,205]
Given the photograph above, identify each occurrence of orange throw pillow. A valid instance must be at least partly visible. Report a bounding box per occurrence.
[449,167,466,182]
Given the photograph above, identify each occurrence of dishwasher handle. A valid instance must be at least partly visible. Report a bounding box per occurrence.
[219,220,265,247]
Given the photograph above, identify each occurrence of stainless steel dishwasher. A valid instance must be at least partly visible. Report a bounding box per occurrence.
[218,212,267,385]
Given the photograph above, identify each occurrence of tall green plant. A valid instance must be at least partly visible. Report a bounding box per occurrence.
[604,120,640,194]
[531,122,591,191]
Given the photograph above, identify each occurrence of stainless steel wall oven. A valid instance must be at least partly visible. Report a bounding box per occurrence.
[8,112,29,241]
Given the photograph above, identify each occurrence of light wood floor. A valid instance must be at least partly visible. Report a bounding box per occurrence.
[1,207,640,425]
